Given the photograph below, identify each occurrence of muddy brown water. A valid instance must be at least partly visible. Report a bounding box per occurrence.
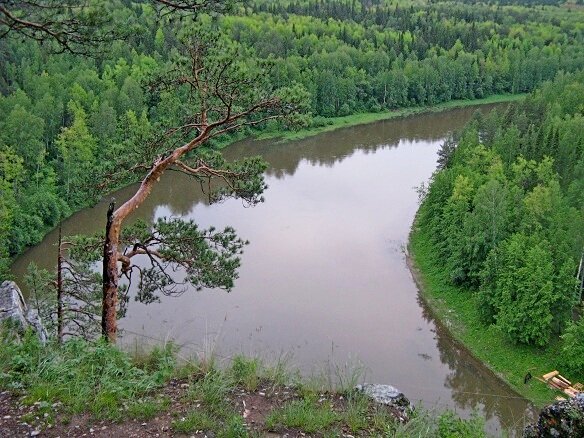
[12,105,537,435]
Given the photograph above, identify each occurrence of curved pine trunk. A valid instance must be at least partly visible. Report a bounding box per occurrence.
[102,201,119,342]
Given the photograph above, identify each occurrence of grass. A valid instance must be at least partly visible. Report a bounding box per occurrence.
[0,330,175,420]
[265,397,340,433]
[253,94,525,144]
[0,327,500,436]
[230,355,260,391]
[171,409,218,433]
[343,393,369,433]
[408,224,577,407]
[127,397,170,420]
[187,370,234,418]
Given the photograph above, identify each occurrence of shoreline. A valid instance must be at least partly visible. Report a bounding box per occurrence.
[252,94,525,144]
[404,242,533,408]
[10,93,525,276]
[407,222,561,408]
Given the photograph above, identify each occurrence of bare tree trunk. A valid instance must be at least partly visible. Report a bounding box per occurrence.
[57,224,64,343]
[102,201,119,342]
[577,252,584,302]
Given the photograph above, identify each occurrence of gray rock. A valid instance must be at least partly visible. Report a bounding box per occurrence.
[0,281,48,344]
[524,393,584,437]
[25,308,48,345]
[355,383,410,408]
[0,280,28,328]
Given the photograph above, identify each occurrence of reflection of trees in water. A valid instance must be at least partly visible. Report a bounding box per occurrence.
[226,106,488,179]
[417,295,537,433]
[12,105,500,299]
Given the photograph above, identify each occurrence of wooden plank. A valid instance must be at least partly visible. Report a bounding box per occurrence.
[557,375,572,386]
[543,370,560,380]
[551,377,570,389]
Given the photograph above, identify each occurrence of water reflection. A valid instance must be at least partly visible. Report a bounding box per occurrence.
[418,296,537,434]
[12,104,533,436]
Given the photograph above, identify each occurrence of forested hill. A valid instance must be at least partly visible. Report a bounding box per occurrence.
[415,72,584,363]
[1,0,584,276]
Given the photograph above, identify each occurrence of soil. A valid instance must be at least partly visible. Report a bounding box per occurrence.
[0,380,401,437]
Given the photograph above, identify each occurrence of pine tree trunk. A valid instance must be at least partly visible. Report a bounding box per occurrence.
[102,201,119,343]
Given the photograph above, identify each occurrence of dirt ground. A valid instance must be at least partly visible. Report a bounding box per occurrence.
[0,380,375,437]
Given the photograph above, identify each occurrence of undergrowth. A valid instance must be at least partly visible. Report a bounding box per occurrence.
[0,329,175,420]
[0,327,496,436]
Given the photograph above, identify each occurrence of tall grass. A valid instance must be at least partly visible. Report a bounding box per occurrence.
[0,329,175,420]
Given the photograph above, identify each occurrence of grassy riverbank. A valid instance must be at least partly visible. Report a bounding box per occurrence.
[0,331,487,437]
[254,94,525,143]
[409,225,572,407]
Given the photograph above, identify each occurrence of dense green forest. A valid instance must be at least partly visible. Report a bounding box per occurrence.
[1,0,584,277]
[415,71,584,370]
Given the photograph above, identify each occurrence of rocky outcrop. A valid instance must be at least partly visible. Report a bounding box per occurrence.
[0,281,48,344]
[524,393,584,437]
[355,383,411,421]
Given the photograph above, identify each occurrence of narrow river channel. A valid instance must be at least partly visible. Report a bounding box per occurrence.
[12,105,537,435]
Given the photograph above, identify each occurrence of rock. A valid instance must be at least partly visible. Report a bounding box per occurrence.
[355,384,410,408]
[25,308,48,345]
[0,281,48,344]
[524,393,584,437]
[0,280,28,329]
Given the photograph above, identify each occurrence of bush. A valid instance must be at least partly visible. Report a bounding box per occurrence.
[561,318,584,374]
[437,411,486,438]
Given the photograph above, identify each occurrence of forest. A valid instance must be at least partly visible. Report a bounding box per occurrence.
[415,71,584,371]
[2,0,584,280]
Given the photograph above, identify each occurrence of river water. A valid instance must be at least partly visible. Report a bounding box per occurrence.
[12,105,537,435]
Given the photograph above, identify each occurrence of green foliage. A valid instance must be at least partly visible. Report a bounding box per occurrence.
[417,72,584,347]
[0,332,495,434]
[342,393,369,433]
[482,234,562,346]
[265,397,339,433]
[219,415,249,438]
[1,0,583,275]
[187,370,233,417]
[437,411,486,438]
[561,318,584,375]
[172,410,218,433]
[127,397,170,420]
[230,355,260,391]
[0,333,175,419]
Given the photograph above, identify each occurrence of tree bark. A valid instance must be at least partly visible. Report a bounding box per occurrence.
[100,131,209,342]
[98,96,277,341]
[57,224,64,343]
[102,201,119,342]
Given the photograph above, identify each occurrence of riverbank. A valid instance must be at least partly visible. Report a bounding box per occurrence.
[408,224,568,407]
[254,94,525,143]
[8,93,524,279]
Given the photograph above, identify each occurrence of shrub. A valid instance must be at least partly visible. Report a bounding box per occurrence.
[561,318,584,374]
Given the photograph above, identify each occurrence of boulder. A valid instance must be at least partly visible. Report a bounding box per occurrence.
[524,393,584,437]
[0,281,48,344]
[356,383,411,422]
[355,383,410,408]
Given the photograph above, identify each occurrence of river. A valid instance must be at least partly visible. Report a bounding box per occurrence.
[12,105,537,435]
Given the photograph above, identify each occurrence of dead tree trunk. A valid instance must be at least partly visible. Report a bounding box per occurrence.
[577,252,584,302]
[57,224,64,343]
